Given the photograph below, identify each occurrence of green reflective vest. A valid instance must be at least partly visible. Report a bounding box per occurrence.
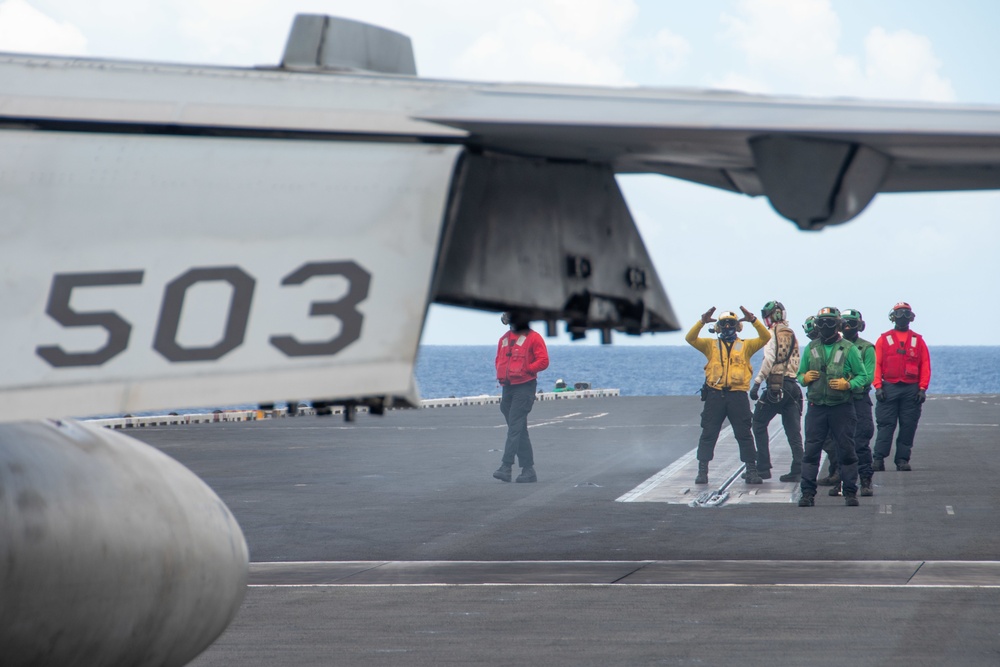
[850,337,875,398]
[804,339,854,406]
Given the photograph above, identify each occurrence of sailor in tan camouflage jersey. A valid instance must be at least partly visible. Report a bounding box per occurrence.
[749,301,804,482]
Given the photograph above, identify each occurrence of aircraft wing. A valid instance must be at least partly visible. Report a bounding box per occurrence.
[420,86,1000,229]
[1,13,998,422]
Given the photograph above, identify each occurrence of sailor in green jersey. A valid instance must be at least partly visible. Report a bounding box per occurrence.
[797,307,871,507]
[839,309,877,497]
[804,317,843,487]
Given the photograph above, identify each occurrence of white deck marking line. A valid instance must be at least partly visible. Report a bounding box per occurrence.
[247,560,1000,589]
[710,419,800,505]
[613,425,738,502]
[249,583,1000,589]
[531,411,607,428]
[616,417,798,505]
[927,423,1000,427]
[616,425,742,503]
[615,447,701,502]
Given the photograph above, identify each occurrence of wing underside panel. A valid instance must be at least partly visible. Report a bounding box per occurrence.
[433,152,679,338]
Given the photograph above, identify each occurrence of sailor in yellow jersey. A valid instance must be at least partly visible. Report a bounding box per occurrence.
[686,306,771,486]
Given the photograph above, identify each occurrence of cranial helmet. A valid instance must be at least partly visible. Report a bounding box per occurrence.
[814,306,842,343]
[714,310,742,340]
[841,308,865,332]
[817,306,839,317]
[501,311,531,330]
[761,300,786,327]
[803,316,818,340]
[889,301,915,323]
[717,311,742,328]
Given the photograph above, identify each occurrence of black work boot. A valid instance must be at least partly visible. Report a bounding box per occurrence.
[798,493,815,507]
[844,493,860,506]
[872,458,885,472]
[779,471,800,483]
[817,471,840,487]
[828,482,841,496]
[515,466,537,483]
[744,466,762,485]
[860,476,874,496]
[758,469,772,480]
[896,461,912,471]
[695,461,709,485]
[493,464,512,482]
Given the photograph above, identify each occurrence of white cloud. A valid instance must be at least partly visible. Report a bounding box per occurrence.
[449,0,638,85]
[716,0,859,95]
[721,0,842,67]
[0,0,86,55]
[643,27,691,77]
[861,27,955,102]
[717,0,955,102]
[2,1,645,82]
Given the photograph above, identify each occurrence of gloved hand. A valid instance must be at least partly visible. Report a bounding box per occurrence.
[701,307,717,325]
[739,305,756,323]
[802,370,820,385]
[875,387,886,402]
[828,377,851,391]
[916,389,927,404]
[750,382,761,401]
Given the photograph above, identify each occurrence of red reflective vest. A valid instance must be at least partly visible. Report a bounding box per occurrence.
[496,329,549,386]
[874,329,931,390]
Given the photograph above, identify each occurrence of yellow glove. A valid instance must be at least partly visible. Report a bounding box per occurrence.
[828,377,851,391]
[802,370,820,384]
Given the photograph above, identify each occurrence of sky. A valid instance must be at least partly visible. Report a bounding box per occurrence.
[2,0,998,346]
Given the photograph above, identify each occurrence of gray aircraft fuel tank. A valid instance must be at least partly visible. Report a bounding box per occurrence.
[0,420,247,666]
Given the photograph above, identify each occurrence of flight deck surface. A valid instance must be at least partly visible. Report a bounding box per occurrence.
[128,395,1000,666]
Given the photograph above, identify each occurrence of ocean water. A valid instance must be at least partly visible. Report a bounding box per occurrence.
[415,345,1000,399]
[90,345,1000,418]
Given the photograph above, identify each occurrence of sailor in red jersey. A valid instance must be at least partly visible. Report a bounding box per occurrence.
[872,302,931,471]
[493,311,549,483]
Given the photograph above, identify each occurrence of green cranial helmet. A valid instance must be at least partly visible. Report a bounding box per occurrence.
[841,308,865,332]
[761,300,786,326]
[802,315,817,339]
[816,306,841,320]
[814,306,842,342]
